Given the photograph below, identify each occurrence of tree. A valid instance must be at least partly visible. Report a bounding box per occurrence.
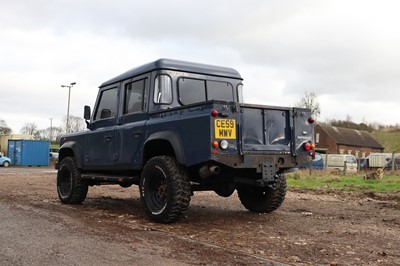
[0,118,12,135]
[62,115,86,133]
[35,126,63,143]
[20,123,38,136]
[295,91,321,119]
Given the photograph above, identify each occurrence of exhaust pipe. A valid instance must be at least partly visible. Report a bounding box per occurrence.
[199,165,220,178]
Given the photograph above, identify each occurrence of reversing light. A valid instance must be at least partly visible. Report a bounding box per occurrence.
[220,140,229,150]
[308,117,315,124]
[211,109,219,117]
[212,141,219,148]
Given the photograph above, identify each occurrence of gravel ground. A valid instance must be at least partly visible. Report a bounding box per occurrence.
[0,167,399,265]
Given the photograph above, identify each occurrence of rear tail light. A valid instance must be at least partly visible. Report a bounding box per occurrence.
[211,109,219,117]
[304,142,311,151]
[308,117,315,124]
[304,142,315,151]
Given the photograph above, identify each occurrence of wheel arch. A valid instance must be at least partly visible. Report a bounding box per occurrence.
[144,131,185,165]
[58,141,83,168]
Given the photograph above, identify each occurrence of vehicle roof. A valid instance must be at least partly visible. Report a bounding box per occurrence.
[100,58,242,87]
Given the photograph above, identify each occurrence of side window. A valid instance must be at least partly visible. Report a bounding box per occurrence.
[237,84,244,103]
[124,79,146,114]
[206,81,234,101]
[154,75,172,104]
[94,87,118,121]
[178,78,206,105]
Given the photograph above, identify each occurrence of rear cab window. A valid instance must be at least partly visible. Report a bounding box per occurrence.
[178,77,234,105]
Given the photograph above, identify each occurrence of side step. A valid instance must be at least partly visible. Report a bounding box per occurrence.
[81,173,140,185]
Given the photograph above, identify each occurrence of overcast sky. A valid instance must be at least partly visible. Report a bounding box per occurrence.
[1,0,400,133]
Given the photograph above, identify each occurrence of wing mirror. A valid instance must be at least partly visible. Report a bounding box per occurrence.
[84,106,92,129]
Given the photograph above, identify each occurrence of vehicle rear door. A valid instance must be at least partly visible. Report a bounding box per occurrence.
[114,75,149,169]
[240,104,292,153]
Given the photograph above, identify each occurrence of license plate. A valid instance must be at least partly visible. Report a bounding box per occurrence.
[214,119,236,139]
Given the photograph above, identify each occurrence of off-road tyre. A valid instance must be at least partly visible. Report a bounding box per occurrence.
[3,161,10,167]
[140,156,191,223]
[237,174,286,213]
[57,157,88,204]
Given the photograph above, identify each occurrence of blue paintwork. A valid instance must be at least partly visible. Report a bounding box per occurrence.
[0,155,11,166]
[58,59,314,181]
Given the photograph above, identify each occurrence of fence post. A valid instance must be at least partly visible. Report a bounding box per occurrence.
[343,161,347,176]
[392,152,395,175]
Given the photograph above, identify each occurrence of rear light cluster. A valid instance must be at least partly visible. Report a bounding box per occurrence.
[211,140,229,150]
[304,142,315,151]
[304,141,316,156]
[211,109,231,154]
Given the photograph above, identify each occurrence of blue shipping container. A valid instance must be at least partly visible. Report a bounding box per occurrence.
[8,140,50,166]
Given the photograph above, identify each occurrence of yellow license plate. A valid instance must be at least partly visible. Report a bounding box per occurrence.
[214,119,236,139]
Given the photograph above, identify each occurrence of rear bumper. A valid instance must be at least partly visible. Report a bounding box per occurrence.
[211,153,308,173]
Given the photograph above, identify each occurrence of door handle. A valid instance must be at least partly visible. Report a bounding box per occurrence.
[104,135,112,141]
[132,131,142,137]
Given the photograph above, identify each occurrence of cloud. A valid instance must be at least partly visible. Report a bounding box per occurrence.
[1,0,400,132]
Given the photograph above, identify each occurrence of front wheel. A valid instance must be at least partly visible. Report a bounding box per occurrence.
[140,156,191,223]
[237,174,286,213]
[57,157,88,204]
[3,161,10,167]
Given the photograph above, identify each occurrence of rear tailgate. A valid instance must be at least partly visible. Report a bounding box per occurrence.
[240,104,313,156]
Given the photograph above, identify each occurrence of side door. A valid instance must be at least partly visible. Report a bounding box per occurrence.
[84,85,119,171]
[114,75,149,169]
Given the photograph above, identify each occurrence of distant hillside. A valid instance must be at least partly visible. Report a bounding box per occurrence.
[371,131,400,152]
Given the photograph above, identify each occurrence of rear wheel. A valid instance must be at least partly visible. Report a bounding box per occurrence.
[57,157,88,204]
[237,174,286,213]
[3,161,10,167]
[140,156,191,223]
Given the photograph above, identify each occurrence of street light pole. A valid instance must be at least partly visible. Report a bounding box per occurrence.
[61,82,76,133]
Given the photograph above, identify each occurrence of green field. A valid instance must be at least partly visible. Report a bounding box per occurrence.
[371,130,400,152]
[287,172,400,193]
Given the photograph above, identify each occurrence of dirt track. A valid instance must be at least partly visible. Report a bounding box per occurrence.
[0,167,399,265]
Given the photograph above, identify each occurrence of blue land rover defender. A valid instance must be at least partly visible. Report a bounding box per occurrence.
[56,59,315,223]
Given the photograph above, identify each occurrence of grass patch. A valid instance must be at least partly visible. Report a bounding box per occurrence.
[286,172,400,193]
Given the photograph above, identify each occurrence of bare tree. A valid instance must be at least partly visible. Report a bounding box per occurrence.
[62,115,86,133]
[20,123,38,136]
[0,118,12,135]
[345,114,352,128]
[295,91,321,119]
[35,126,63,143]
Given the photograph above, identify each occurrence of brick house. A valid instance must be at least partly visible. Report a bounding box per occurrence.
[314,124,384,158]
